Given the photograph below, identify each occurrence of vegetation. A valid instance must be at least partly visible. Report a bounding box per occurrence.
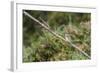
[23,10,91,62]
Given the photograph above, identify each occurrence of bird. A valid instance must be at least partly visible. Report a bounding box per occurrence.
[64,33,71,42]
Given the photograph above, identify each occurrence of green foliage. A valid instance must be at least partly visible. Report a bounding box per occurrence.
[23,10,91,62]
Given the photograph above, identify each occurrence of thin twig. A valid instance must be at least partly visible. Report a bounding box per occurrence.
[39,17,50,28]
[23,11,91,59]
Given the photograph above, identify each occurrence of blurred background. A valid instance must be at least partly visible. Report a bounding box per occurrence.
[23,10,91,62]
